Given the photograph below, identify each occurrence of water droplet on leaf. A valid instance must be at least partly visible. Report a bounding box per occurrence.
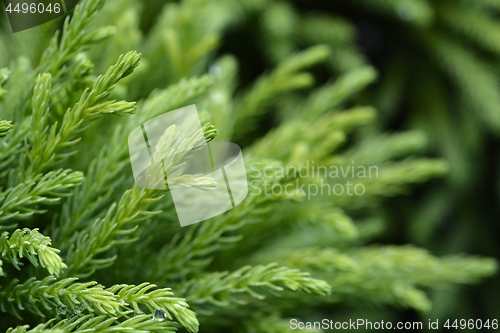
[153,309,167,321]
[75,302,85,313]
[57,305,67,315]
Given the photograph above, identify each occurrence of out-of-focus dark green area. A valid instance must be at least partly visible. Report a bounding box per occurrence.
[187,0,500,325]
[0,0,499,330]
[215,0,500,326]
[345,0,500,326]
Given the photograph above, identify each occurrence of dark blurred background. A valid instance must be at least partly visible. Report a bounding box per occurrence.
[213,0,500,328]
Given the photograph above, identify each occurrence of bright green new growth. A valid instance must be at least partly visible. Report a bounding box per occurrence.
[0,229,66,276]
[0,170,84,224]
[0,0,497,332]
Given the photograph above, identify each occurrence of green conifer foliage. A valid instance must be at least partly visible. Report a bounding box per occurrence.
[0,0,497,332]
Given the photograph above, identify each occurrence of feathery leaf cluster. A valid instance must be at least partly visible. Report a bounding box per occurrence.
[0,0,497,332]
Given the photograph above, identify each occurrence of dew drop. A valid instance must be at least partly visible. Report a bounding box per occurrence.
[153,309,167,322]
[75,302,85,313]
[68,312,77,319]
[57,305,67,315]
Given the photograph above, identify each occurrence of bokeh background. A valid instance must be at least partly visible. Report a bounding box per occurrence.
[183,1,500,325]
[218,0,500,326]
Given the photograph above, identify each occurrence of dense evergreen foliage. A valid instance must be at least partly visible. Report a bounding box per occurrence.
[0,0,498,332]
